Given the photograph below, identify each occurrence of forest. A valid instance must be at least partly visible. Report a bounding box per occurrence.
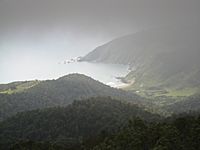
[0,97,200,150]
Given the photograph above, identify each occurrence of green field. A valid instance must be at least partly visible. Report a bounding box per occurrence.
[0,81,40,94]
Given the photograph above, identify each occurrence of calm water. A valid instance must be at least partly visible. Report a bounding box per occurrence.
[0,33,129,87]
[1,61,129,87]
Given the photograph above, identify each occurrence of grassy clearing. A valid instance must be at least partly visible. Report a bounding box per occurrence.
[164,88,199,97]
[0,81,40,94]
[124,82,199,98]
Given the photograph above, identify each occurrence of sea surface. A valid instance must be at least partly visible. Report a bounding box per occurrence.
[1,61,129,87]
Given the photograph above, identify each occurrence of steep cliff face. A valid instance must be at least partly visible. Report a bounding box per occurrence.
[82,26,200,96]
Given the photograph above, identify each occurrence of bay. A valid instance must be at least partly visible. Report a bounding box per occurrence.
[0,61,129,87]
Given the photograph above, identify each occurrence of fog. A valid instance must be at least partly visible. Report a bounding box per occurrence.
[0,0,199,83]
[0,0,199,35]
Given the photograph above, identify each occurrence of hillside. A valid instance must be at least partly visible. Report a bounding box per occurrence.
[0,80,40,94]
[91,114,200,150]
[81,26,200,97]
[165,94,200,114]
[0,74,147,121]
[0,97,159,150]
[1,98,199,150]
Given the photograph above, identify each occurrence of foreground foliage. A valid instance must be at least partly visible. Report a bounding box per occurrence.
[92,115,200,150]
[1,96,200,150]
[2,113,200,150]
[0,97,157,150]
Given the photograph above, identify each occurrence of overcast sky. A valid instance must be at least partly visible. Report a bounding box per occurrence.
[0,0,199,39]
[0,0,199,83]
[0,0,199,57]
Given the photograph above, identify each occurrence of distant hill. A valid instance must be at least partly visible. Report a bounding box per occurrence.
[165,94,200,114]
[0,97,159,150]
[81,26,200,97]
[0,74,147,121]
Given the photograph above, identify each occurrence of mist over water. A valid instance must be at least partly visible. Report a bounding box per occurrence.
[0,35,129,86]
[1,60,129,87]
[1,0,199,87]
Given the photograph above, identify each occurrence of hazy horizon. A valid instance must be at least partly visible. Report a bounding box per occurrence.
[1,1,200,149]
[1,0,200,83]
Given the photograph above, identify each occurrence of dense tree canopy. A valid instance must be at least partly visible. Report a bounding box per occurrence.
[91,115,200,150]
[0,74,146,121]
[0,97,158,150]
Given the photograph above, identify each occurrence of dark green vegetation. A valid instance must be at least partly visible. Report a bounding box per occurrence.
[0,76,199,150]
[165,94,200,114]
[81,26,200,98]
[0,74,146,121]
[0,98,200,150]
[141,94,200,116]
[0,97,159,150]
[92,114,200,150]
[0,80,40,94]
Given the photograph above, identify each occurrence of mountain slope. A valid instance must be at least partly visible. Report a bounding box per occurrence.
[0,74,146,121]
[0,97,159,150]
[0,80,40,94]
[92,114,200,150]
[165,94,200,114]
[81,26,200,97]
